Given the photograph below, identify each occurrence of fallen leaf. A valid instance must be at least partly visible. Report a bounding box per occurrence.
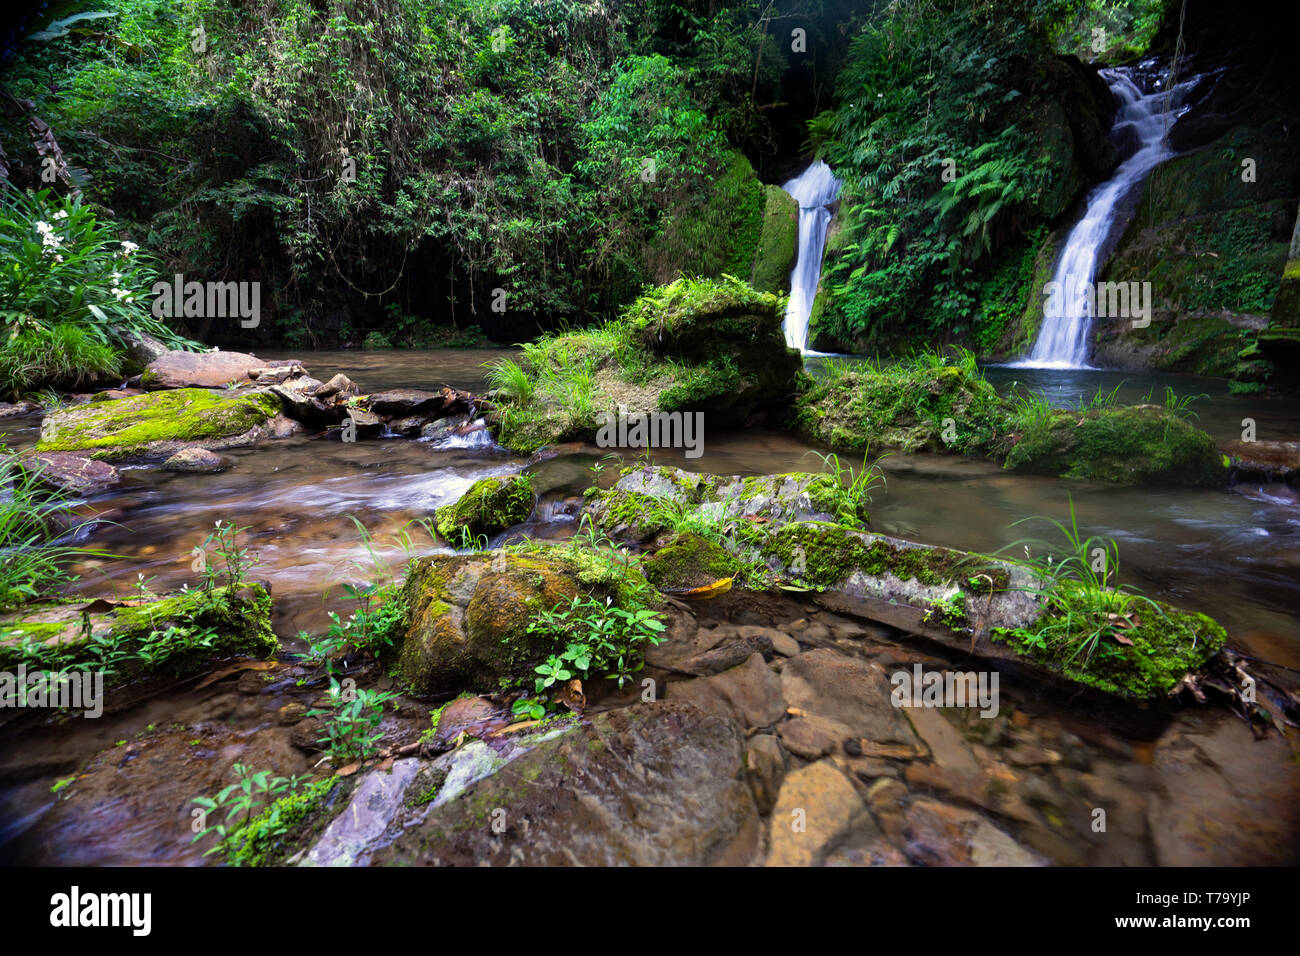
[555,677,586,713]
[679,577,733,600]
[336,762,362,777]
[374,757,394,773]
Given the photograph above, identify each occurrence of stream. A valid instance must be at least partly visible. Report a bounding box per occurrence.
[0,348,1296,864]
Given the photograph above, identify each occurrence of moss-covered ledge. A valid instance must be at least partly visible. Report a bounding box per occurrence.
[434,474,534,541]
[36,388,282,460]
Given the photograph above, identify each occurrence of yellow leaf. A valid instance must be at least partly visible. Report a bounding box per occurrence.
[680,577,733,600]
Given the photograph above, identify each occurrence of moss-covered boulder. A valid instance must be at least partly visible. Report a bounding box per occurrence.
[643,532,742,590]
[585,465,866,541]
[793,355,1011,455]
[392,546,653,696]
[36,388,282,461]
[1003,405,1228,485]
[434,475,533,541]
[0,584,276,683]
[488,275,802,454]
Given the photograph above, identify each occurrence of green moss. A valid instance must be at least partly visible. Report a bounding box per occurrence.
[224,778,342,867]
[992,597,1227,701]
[643,532,741,590]
[1003,405,1226,486]
[762,521,994,590]
[0,584,276,675]
[434,475,534,540]
[750,184,798,293]
[794,354,1011,455]
[36,388,281,459]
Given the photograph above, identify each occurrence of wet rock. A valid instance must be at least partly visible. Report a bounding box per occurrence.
[433,474,533,541]
[1147,714,1300,866]
[290,718,323,751]
[395,548,642,695]
[344,407,384,437]
[386,414,428,437]
[303,759,422,866]
[162,447,231,473]
[20,451,120,494]
[142,349,267,389]
[360,702,760,866]
[903,708,980,774]
[736,625,800,657]
[746,733,787,814]
[90,388,145,402]
[667,652,786,729]
[675,632,775,676]
[276,702,308,725]
[420,414,471,441]
[903,799,1043,866]
[119,329,171,366]
[780,649,918,746]
[36,388,282,461]
[430,694,507,748]
[767,760,865,866]
[366,388,449,417]
[778,715,854,760]
[315,373,360,400]
[1224,439,1300,482]
[822,812,910,866]
[0,400,39,418]
[643,532,742,591]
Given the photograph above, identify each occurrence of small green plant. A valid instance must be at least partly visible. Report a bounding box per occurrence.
[806,449,888,525]
[306,680,400,763]
[1000,496,1167,668]
[191,763,307,858]
[196,519,258,593]
[526,594,666,694]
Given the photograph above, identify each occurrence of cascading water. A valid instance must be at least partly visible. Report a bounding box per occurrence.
[1017,64,1201,369]
[781,160,841,352]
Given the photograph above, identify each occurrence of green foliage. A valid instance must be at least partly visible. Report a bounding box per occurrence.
[191,763,315,862]
[306,679,400,763]
[0,444,103,609]
[526,593,666,693]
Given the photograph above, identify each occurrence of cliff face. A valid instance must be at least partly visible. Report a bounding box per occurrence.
[1088,0,1300,388]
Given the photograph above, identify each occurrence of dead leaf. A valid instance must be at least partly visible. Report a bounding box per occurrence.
[336,762,362,777]
[556,678,586,713]
[679,577,733,600]
[374,757,394,773]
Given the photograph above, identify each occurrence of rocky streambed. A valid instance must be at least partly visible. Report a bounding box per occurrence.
[1,345,1298,867]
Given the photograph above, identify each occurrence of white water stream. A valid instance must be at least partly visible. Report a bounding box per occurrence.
[781,160,841,352]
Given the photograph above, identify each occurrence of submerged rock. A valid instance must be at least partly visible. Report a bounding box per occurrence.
[434,474,533,541]
[35,388,282,461]
[162,447,231,473]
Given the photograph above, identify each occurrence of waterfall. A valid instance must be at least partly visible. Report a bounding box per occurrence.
[1016,65,1200,369]
[781,160,841,352]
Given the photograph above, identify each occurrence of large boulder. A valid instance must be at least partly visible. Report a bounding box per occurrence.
[141,349,268,389]
[1003,404,1228,485]
[392,547,648,696]
[35,388,282,461]
[488,275,803,454]
[304,702,760,866]
[18,451,120,495]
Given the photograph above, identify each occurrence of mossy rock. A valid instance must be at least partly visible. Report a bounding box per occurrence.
[392,547,652,696]
[993,590,1228,701]
[793,360,1011,456]
[0,584,277,679]
[750,184,798,293]
[434,475,533,541]
[1003,405,1228,485]
[643,533,742,590]
[35,388,281,460]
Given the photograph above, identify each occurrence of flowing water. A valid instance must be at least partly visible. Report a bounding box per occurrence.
[2,349,1297,862]
[781,160,841,352]
[1017,63,1202,368]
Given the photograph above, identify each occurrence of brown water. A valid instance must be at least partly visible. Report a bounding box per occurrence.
[1,348,1297,863]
